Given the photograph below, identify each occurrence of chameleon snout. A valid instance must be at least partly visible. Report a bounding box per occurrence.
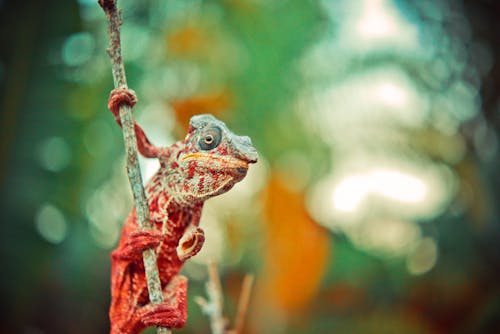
[234,135,258,164]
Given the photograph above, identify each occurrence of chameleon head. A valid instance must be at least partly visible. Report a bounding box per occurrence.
[176,114,258,201]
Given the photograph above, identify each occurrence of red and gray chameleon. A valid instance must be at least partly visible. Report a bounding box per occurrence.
[107,89,258,334]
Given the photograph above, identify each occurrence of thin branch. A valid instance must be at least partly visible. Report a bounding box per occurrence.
[98,1,170,333]
[197,263,254,334]
[196,261,227,334]
[231,274,254,334]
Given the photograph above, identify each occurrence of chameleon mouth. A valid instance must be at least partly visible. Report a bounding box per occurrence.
[181,152,250,171]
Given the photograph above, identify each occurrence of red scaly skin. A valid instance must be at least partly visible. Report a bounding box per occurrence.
[107,88,258,334]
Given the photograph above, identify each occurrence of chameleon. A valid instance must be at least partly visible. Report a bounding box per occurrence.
[106,88,258,334]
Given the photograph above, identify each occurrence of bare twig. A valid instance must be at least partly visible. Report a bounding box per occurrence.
[196,261,227,334]
[98,1,170,333]
[197,263,254,334]
[232,274,254,334]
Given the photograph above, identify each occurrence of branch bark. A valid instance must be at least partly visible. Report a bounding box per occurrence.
[98,1,170,333]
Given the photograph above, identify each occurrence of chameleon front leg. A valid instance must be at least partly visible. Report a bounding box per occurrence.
[111,228,163,261]
[138,275,188,329]
[177,227,205,261]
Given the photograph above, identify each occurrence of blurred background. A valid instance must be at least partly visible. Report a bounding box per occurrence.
[1,0,499,333]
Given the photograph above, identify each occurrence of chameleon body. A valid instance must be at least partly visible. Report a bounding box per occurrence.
[107,89,258,334]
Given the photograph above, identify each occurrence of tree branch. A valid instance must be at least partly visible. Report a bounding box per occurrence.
[196,261,227,334]
[231,274,254,334]
[197,262,254,334]
[98,1,170,333]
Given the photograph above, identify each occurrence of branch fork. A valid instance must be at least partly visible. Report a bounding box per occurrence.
[196,262,254,334]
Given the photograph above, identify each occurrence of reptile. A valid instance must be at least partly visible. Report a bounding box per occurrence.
[107,88,258,333]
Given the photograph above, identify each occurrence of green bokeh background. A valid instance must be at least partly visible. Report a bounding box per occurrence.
[1,0,499,333]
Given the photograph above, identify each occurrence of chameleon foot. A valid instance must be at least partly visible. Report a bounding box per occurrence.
[177,227,205,261]
[139,275,188,329]
[139,304,186,329]
[111,229,163,261]
[107,88,138,126]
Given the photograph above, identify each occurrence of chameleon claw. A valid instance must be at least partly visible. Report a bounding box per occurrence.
[107,88,138,126]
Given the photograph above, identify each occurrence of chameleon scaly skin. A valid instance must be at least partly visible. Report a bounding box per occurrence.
[107,89,258,334]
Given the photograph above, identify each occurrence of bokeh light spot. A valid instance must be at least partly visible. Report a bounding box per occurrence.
[337,0,418,51]
[84,159,132,249]
[377,82,407,107]
[332,175,368,212]
[370,169,427,203]
[122,24,151,61]
[407,237,438,275]
[332,168,427,213]
[62,32,95,67]
[37,136,71,172]
[357,0,397,39]
[35,203,68,244]
[351,219,421,257]
[449,80,479,121]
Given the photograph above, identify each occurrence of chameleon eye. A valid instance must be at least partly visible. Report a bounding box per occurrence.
[204,134,214,145]
[199,127,222,150]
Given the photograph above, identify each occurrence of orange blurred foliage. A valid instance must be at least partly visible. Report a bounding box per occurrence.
[170,91,232,132]
[167,25,210,56]
[259,175,330,314]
